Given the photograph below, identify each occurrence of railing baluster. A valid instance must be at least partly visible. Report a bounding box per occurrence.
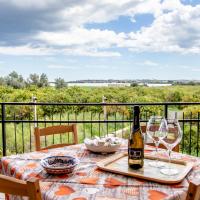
[52,114,54,144]
[182,112,185,153]
[1,103,6,156]
[83,112,85,139]
[122,112,124,138]
[91,112,93,138]
[29,113,32,152]
[14,113,17,154]
[106,114,108,136]
[197,112,199,157]
[146,107,148,120]
[115,112,117,137]
[22,118,24,153]
[189,112,192,155]
[60,112,62,143]
[164,104,168,119]
[44,115,47,147]
[75,112,77,143]
[98,113,101,137]
[67,113,70,143]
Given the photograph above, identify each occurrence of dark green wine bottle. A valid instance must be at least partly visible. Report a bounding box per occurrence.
[128,106,144,169]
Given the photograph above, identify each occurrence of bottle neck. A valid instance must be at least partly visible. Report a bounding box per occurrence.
[133,112,140,131]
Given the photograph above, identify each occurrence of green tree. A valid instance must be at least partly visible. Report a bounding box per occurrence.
[28,73,49,87]
[5,71,26,88]
[39,73,49,87]
[55,77,67,89]
[130,82,138,87]
[28,73,40,86]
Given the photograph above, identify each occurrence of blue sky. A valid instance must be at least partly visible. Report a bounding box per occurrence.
[0,0,200,81]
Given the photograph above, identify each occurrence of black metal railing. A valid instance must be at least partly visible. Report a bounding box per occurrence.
[0,102,200,157]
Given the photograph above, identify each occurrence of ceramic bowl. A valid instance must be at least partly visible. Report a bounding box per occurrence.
[40,156,79,174]
[84,137,121,153]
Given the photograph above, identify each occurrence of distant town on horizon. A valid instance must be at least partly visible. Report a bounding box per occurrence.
[66,79,200,83]
[50,79,200,87]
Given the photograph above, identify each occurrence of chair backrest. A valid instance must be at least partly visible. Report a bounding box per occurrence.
[0,174,42,200]
[34,124,78,151]
[141,125,179,152]
[186,180,200,200]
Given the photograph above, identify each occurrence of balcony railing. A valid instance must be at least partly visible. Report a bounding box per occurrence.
[0,102,200,157]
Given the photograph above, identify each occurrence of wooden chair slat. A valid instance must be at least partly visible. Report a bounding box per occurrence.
[39,125,73,136]
[34,124,78,151]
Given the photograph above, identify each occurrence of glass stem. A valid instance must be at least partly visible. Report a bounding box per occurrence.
[155,141,159,163]
[168,149,172,171]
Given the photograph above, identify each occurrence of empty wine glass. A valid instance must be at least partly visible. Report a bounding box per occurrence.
[160,118,183,176]
[146,116,168,167]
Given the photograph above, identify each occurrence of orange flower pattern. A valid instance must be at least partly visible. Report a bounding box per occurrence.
[148,190,168,200]
[104,177,126,188]
[79,177,99,185]
[55,185,75,196]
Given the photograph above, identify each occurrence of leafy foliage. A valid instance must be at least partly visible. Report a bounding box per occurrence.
[0,85,200,156]
[0,85,199,119]
[55,77,67,89]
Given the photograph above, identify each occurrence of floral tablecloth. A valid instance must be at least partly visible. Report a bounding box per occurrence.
[0,143,199,200]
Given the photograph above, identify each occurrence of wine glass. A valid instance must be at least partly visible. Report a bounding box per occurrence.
[146,116,168,167]
[160,118,183,176]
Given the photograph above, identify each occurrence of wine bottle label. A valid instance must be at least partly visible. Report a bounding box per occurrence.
[128,148,143,160]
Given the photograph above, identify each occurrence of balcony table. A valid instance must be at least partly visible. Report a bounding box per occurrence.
[0,142,199,200]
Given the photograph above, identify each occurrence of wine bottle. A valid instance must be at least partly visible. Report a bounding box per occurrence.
[128,105,144,169]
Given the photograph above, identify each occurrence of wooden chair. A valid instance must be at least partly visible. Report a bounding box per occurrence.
[0,174,42,200]
[141,125,180,152]
[186,180,200,200]
[34,124,78,151]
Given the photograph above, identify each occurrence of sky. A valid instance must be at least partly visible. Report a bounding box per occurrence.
[0,0,200,81]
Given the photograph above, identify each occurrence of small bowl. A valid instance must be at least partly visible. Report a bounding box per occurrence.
[40,156,79,174]
[84,143,121,153]
[84,137,121,153]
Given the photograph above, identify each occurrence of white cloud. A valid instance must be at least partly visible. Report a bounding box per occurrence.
[0,0,62,10]
[36,28,125,48]
[0,44,121,57]
[122,3,200,54]
[35,27,123,57]
[62,48,121,57]
[0,0,200,56]
[128,0,163,18]
[0,45,55,56]
[29,1,200,56]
